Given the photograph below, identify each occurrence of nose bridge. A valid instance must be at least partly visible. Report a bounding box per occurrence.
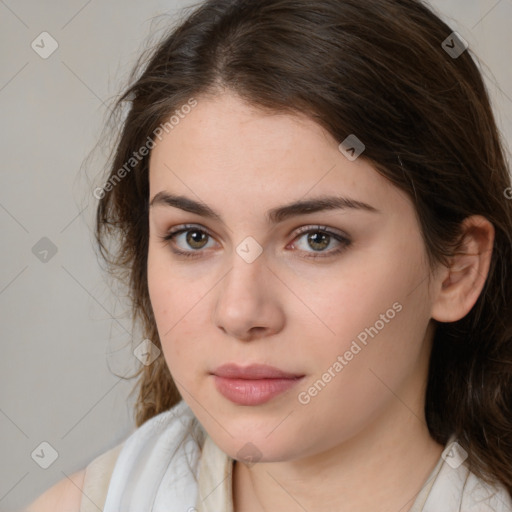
[222,240,267,303]
[213,240,282,338]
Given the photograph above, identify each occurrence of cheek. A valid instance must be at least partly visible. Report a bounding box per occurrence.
[147,248,213,381]
[294,285,430,446]
[147,249,183,363]
[301,237,431,390]
[302,256,413,357]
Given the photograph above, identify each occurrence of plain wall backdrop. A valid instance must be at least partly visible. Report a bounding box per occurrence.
[0,0,511,510]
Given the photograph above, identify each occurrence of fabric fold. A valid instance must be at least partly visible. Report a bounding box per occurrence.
[103,400,206,512]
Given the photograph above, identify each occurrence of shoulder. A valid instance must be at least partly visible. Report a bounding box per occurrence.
[23,404,196,512]
[23,442,126,512]
[23,469,86,512]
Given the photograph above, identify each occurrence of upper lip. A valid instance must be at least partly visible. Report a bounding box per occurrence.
[212,363,304,379]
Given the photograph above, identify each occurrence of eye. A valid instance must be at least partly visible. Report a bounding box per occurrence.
[288,226,351,259]
[158,224,351,260]
[159,224,216,258]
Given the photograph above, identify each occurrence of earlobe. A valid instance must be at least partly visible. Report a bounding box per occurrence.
[431,215,494,323]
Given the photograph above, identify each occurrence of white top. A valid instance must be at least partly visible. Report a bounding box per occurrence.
[82,400,511,511]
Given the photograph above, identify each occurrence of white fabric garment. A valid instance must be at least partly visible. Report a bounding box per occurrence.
[103,399,512,512]
[103,400,205,512]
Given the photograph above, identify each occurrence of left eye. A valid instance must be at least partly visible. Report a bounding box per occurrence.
[160,225,351,259]
[292,229,346,253]
[289,227,351,258]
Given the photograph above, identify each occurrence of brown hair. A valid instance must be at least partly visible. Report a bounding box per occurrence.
[95,0,512,494]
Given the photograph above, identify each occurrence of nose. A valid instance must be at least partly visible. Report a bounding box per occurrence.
[212,250,285,342]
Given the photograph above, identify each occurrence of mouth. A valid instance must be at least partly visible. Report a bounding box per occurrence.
[211,363,305,405]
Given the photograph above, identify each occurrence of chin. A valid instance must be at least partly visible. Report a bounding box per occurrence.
[204,414,300,462]
[220,434,297,464]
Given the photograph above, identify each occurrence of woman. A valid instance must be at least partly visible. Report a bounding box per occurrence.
[26,0,512,510]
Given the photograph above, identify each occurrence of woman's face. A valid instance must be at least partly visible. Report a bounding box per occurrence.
[147,91,436,462]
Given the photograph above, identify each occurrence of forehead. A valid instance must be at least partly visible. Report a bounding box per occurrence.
[148,92,407,216]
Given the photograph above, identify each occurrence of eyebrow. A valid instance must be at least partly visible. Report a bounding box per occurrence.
[149,192,380,224]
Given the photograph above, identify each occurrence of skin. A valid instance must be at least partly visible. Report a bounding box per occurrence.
[26,90,494,512]
[143,90,494,512]
[24,470,85,511]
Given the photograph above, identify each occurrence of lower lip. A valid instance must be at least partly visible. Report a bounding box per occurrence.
[213,375,304,405]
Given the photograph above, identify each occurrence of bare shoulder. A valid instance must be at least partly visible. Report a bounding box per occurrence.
[23,469,86,512]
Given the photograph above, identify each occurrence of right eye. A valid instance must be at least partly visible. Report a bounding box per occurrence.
[159,224,218,258]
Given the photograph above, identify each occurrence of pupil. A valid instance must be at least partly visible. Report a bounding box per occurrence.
[309,232,329,251]
[187,230,206,248]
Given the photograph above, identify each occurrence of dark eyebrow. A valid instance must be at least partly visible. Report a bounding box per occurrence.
[149,192,380,224]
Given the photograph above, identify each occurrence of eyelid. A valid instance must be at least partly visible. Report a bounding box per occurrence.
[164,223,347,240]
[291,224,347,239]
[166,223,213,237]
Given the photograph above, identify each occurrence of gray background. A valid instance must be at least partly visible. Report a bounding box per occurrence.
[0,0,511,510]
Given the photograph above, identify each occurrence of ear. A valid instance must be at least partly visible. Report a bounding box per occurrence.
[431,215,495,323]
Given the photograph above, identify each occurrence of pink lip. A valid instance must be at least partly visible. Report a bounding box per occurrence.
[212,363,303,380]
[211,364,305,405]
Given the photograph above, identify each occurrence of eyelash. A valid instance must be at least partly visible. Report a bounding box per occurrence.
[159,224,351,260]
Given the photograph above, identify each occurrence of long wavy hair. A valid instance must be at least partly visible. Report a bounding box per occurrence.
[95,0,512,494]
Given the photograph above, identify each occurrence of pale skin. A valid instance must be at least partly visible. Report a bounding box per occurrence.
[26,90,494,511]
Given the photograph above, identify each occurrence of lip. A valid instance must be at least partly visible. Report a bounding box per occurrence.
[212,363,304,379]
[211,364,305,405]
